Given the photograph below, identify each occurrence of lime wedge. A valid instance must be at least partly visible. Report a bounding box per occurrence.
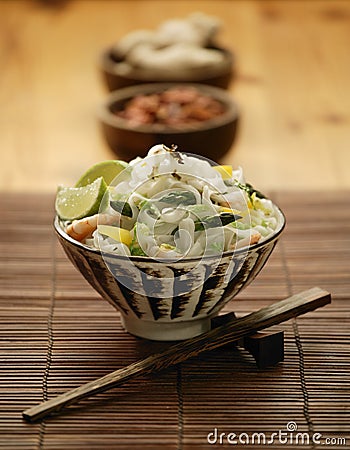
[75,160,129,187]
[55,177,107,221]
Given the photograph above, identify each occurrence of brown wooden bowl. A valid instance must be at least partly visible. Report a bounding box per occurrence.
[99,45,235,91]
[98,83,240,162]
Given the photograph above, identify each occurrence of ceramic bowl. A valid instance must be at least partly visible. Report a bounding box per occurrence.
[99,45,234,91]
[98,83,239,161]
[54,206,285,341]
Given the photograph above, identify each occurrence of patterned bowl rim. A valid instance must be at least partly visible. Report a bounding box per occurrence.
[54,203,286,263]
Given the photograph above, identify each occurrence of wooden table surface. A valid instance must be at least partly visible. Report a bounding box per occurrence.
[1,191,349,449]
[1,0,349,192]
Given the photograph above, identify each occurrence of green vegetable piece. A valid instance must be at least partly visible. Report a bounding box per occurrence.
[110,200,133,217]
[130,226,147,256]
[246,183,266,199]
[234,180,266,199]
[130,244,147,256]
[194,212,242,232]
[158,191,197,206]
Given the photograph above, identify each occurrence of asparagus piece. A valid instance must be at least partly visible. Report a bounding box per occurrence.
[157,191,197,206]
[194,212,241,231]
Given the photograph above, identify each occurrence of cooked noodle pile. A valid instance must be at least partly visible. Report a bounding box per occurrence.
[81,145,281,259]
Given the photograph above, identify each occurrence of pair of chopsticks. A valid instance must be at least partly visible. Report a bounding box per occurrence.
[23,287,331,422]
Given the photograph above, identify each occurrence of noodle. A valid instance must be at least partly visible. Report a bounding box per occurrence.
[67,145,282,259]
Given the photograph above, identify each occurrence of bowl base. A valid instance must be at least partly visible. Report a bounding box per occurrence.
[120,314,212,341]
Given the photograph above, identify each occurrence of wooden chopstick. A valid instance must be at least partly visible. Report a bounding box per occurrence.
[22,287,331,422]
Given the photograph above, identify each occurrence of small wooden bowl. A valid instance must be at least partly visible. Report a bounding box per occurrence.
[98,83,240,162]
[99,45,235,91]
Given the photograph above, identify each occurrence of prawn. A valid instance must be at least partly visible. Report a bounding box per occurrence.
[66,214,116,242]
[230,231,261,250]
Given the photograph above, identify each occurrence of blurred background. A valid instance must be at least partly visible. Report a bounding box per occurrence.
[1,0,349,193]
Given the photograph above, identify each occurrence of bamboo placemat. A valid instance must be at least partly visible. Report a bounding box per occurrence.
[0,192,349,449]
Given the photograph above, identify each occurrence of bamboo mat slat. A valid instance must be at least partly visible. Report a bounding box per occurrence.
[0,192,349,450]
